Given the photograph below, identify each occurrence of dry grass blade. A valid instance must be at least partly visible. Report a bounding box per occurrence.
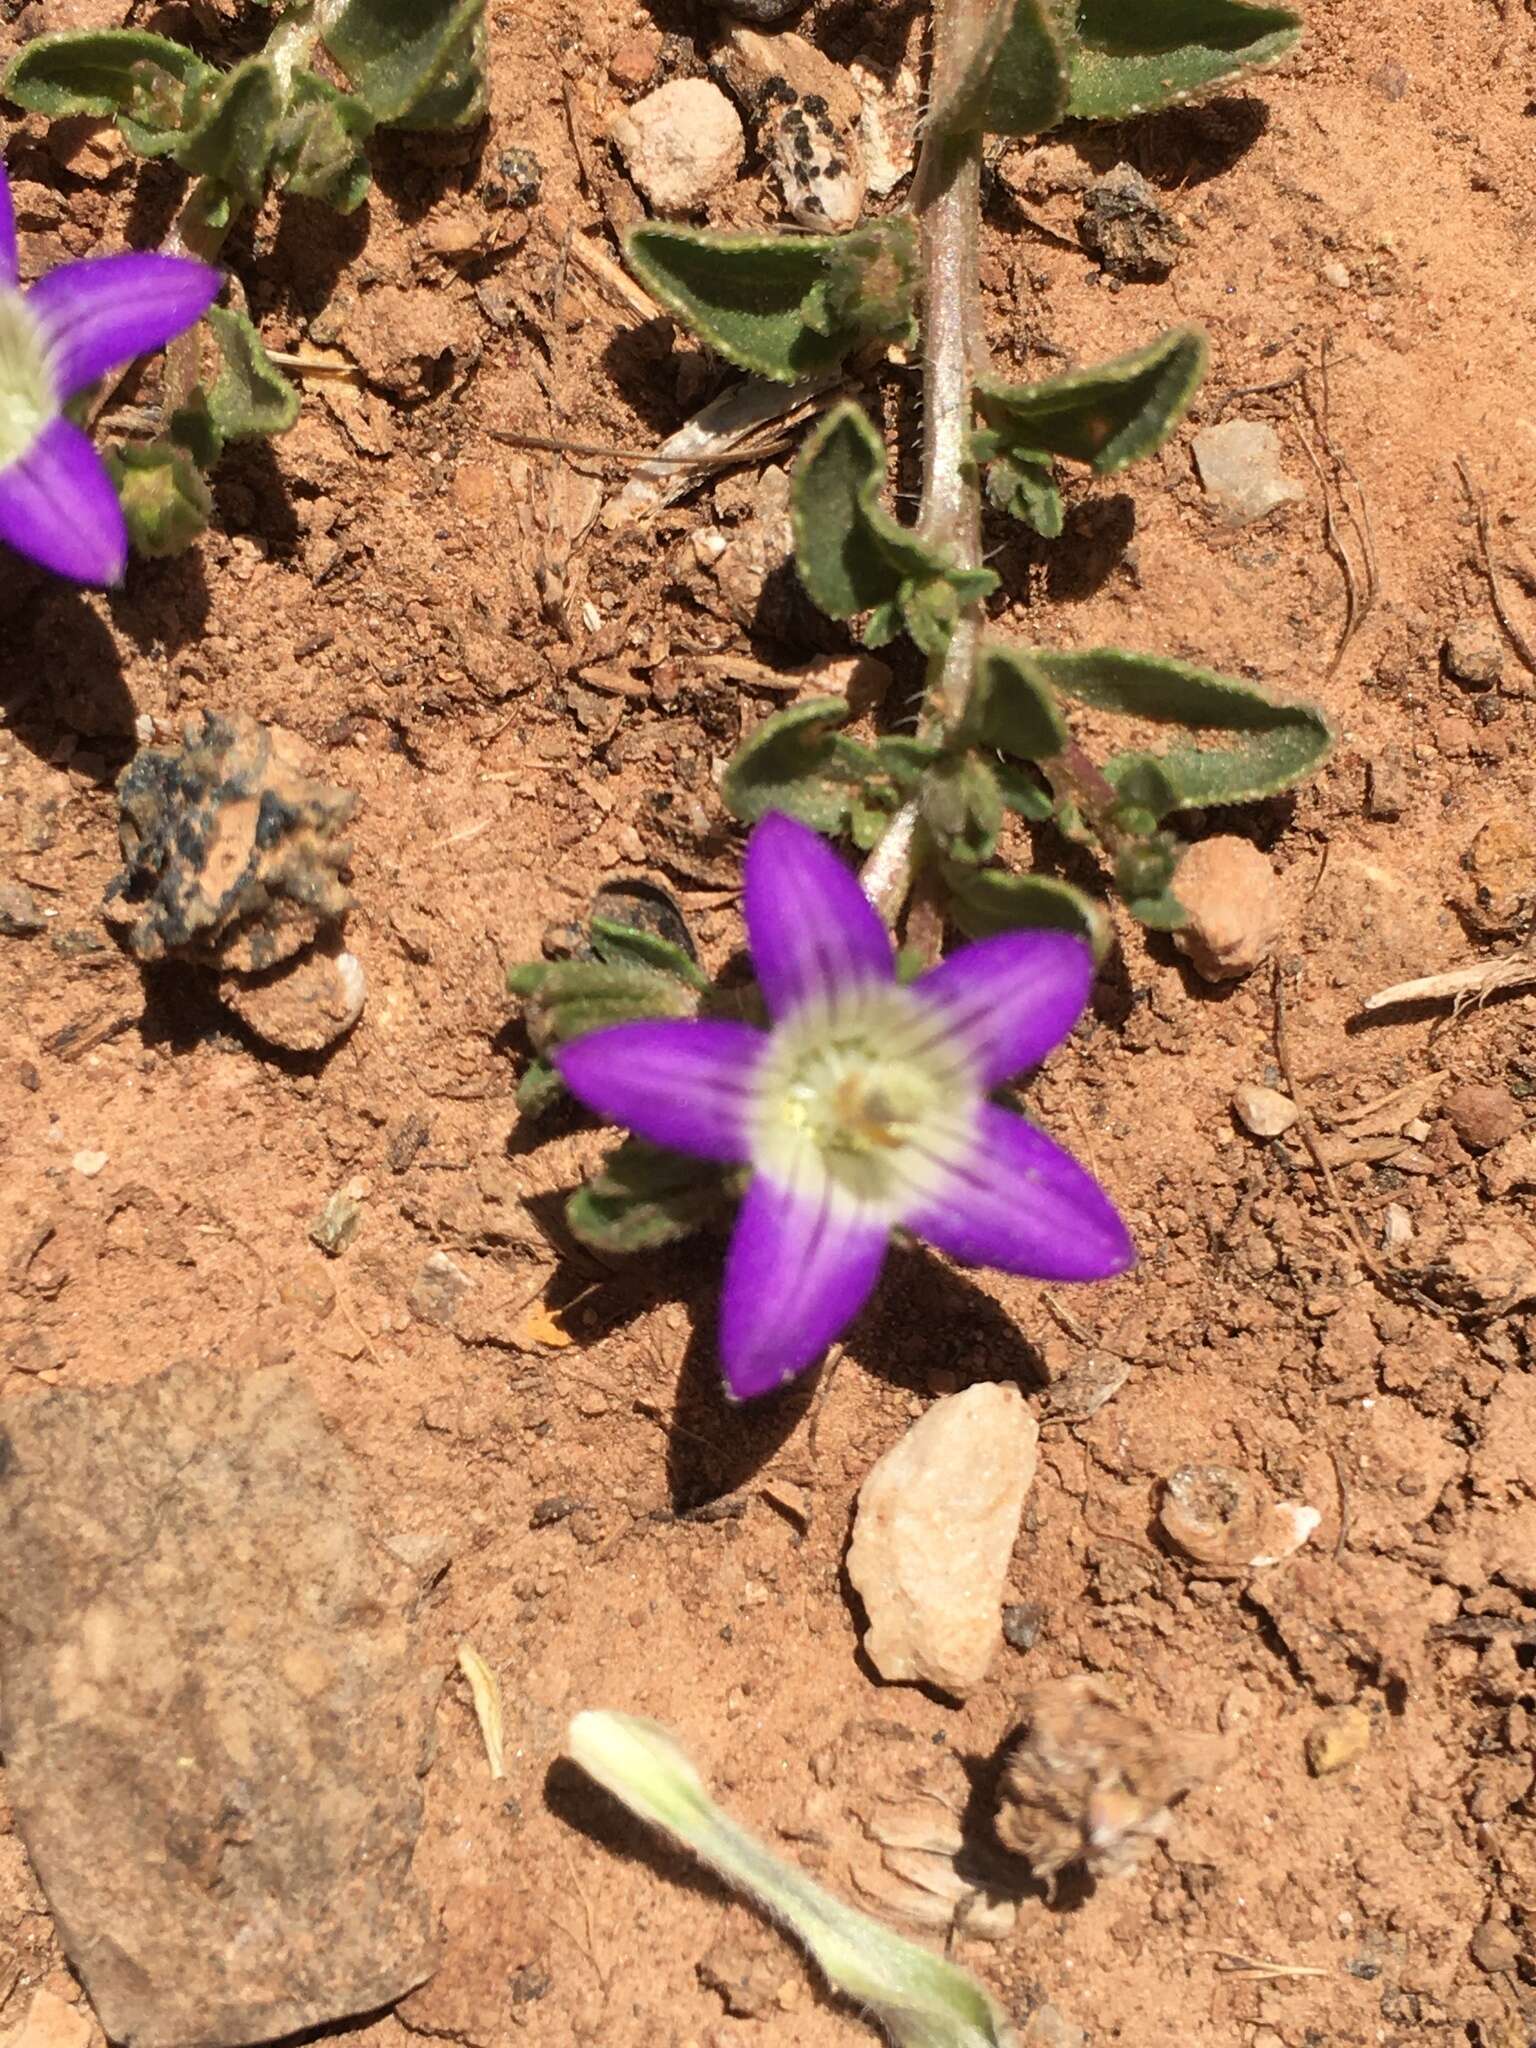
[1361,951,1536,1013]
[456,1642,507,1781]
[1455,453,1536,676]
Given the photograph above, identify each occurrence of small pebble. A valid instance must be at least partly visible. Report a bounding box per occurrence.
[608,30,663,92]
[1172,835,1284,982]
[1443,621,1503,691]
[1364,752,1408,820]
[1233,1083,1299,1138]
[0,882,46,936]
[1444,1081,1521,1154]
[1002,1601,1045,1653]
[1192,420,1306,525]
[717,0,808,19]
[1470,1919,1521,1974]
[609,80,744,215]
[1305,1704,1371,1776]
[310,1190,364,1257]
[71,1149,109,1178]
[219,947,366,1054]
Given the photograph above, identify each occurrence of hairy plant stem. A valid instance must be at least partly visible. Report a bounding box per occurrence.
[861,0,992,932]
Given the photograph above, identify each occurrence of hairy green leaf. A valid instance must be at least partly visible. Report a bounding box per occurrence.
[271,69,375,211]
[567,1142,734,1254]
[932,0,1069,138]
[1066,0,1302,120]
[962,642,1070,761]
[993,759,1055,820]
[106,440,212,557]
[2,30,211,134]
[942,860,1109,957]
[1028,646,1334,810]
[509,957,699,1055]
[206,308,301,439]
[1114,832,1188,928]
[792,403,998,650]
[976,327,1207,480]
[921,754,1002,866]
[589,916,711,993]
[177,58,282,206]
[722,698,875,834]
[985,452,1063,537]
[516,1055,566,1117]
[324,0,487,129]
[167,391,225,471]
[624,227,907,385]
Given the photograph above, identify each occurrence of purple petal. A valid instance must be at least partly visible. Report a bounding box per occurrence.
[0,418,126,585]
[912,930,1093,1086]
[0,161,16,288]
[28,251,220,399]
[556,1019,763,1163]
[720,1172,887,1399]
[744,812,893,1020]
[905,1103,1134,1282]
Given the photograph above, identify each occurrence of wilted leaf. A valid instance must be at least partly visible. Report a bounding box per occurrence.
[271,69,375,211]
[206,307,301,438]
[566,1141,734,1254]
[177,57,282,206]
[985,453,1063,537]
[792,403,997,651]
[1065,0,1302,121]
[2,29,211,134]
[1027,646,1334,809]
[921,753,1002,866]
[976,326,1207,475]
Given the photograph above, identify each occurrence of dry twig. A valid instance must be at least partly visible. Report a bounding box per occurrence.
[1455,453,1536,676]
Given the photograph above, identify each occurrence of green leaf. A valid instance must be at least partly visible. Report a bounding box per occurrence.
[932,0,1070,138]
[624,227,910,385]
[792,403,998,650]
[985,453,1063,537]
[722,698,876,835]
[994,759,1055,820]
[1114,832,1188,928]
[1066,0,1303,121]
[589,916,711,993]
[566,1142,733,1254]
[1027,646,1334,809]
[323,0,488,130]
[976,326,1208,481]
[205,308,301,439]
[177,57,282,208]
[962,642,1070,760]
[167,391,225,471]
[921,754,1002,866]
[271,69,375,212]
[516,1055,566,1116]
[2,30,212,133]
[510,958,700,1055]
[942,860,1109,958]
[105,440,212,557]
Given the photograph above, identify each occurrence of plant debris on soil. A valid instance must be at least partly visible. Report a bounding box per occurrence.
[3,2,1536,2046]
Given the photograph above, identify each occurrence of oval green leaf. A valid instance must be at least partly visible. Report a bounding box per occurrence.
[976,325,1207,475]
[1066,0,1302,121]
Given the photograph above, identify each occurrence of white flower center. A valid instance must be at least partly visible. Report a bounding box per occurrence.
[0,290,56,473]
[750,982,981,1218]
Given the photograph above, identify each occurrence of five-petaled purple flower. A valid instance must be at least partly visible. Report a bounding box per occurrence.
[0,158,220,585]
[557,813,1134,1400]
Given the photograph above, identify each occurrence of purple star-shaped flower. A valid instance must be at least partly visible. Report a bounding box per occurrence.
[0,159,220,585]
[557,813,1135,1400]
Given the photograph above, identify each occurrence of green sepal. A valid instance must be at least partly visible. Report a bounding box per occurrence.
[1065,0,1302,120]
[921,753,1002,866]
[516,1056,566,1117]
[206,308,301,439]
[792,402,998,651]
[624,227,911,385]
[566,1141,736,1255]
[976,327,1207,483]
[105,440,212,557]
[930,0,1070,138]
[589,916,711,994]
[1027,646,1335,811]
[271,69,376,212]
[177,57,282,208]
[510,958,700,1055]
[722,698,875,835]
[942,859,1109,958]
[961,642,1070,761]
[1,31,212,145]
[986,453,1063,537]
[323,0,488,130]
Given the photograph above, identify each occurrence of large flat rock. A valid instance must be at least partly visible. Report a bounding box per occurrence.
[0,1363,436,2048]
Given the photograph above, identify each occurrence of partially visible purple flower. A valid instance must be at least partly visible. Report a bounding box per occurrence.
[0,158,220,585]
[557,813,1134,1400]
